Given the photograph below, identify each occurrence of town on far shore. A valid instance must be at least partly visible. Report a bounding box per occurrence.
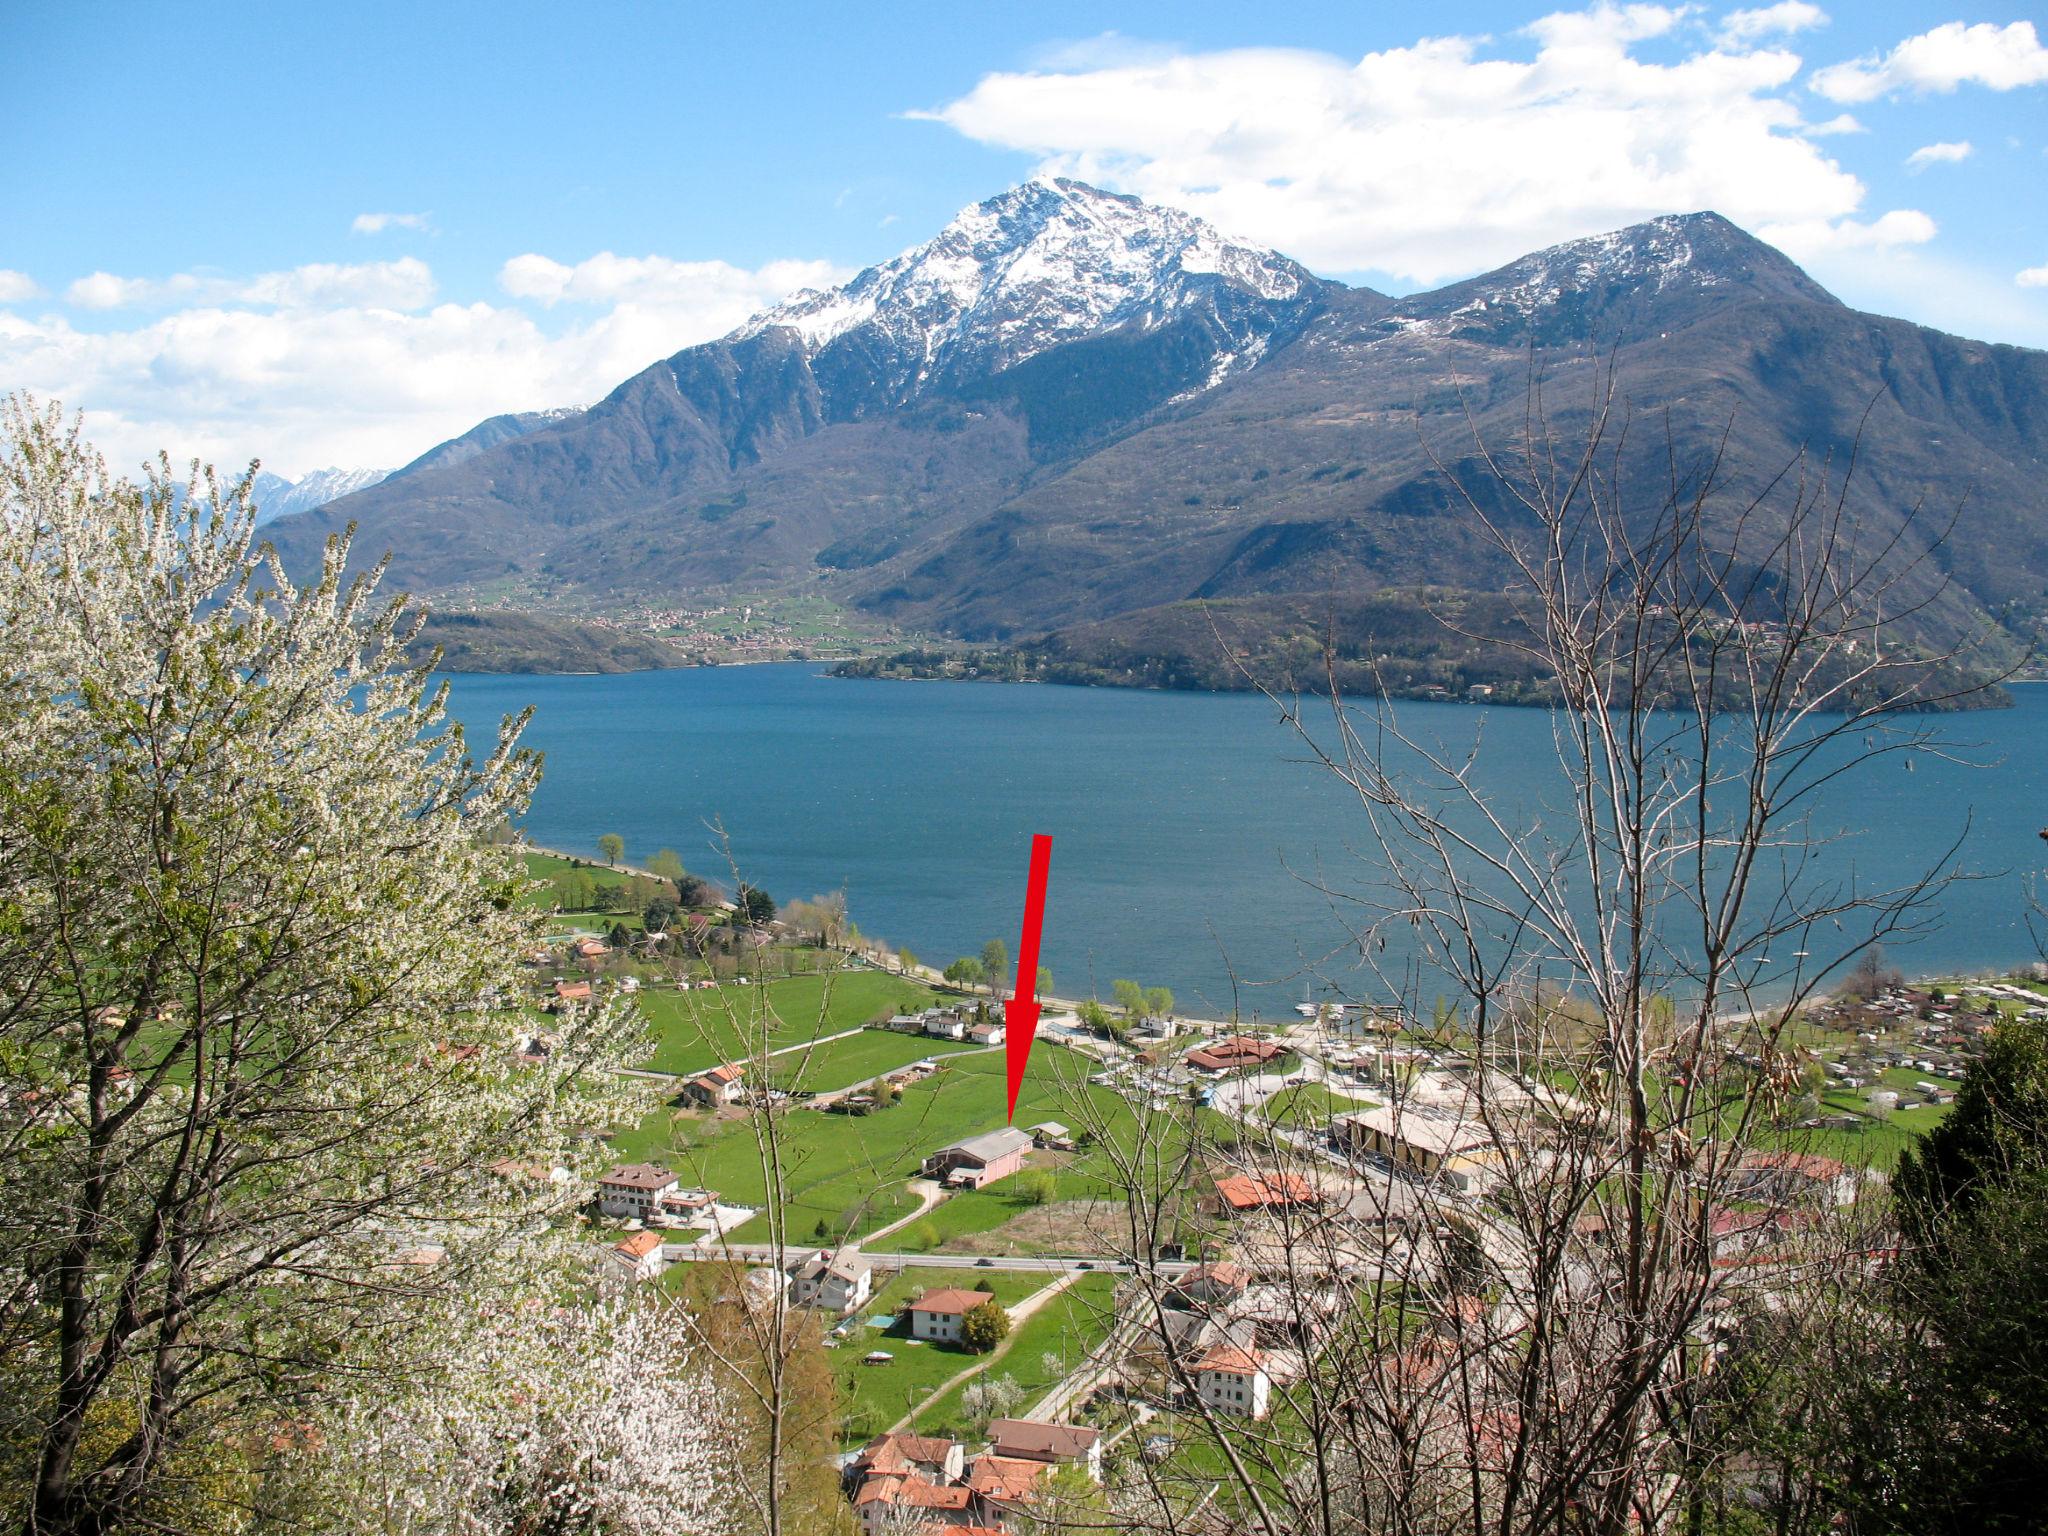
[495,839,2016,1532]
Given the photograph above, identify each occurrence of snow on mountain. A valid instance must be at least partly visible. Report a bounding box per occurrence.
[253,466,391,525]
[736,177,1322,402]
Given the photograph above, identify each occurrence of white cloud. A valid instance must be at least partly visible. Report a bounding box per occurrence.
[351,211,433,235]
[498,251,842,310]
[914,5,1914,285]
[6,253,841,479]
[1757,207,1937,257]
[1811,20,2048,102]
[0,270,43,302]
[1904,140,1973,171]
[64,258,437,312]
[1803,111,1864,134]
[2019,263,2048,289]
[1720,3,1828,47]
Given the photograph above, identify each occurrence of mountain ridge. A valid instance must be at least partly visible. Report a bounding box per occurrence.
[270,186,2048,681]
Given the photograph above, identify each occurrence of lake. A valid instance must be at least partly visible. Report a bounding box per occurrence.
[443,664,2048,1020]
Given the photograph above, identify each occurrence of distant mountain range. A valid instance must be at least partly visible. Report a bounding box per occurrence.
[273,178,2048,681]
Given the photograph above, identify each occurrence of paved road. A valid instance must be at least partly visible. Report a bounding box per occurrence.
[665,1243,1193,1278]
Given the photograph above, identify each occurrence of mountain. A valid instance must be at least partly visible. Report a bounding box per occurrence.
[252,466,390,525]
[274,187,2048,680]
[393,406,587,477]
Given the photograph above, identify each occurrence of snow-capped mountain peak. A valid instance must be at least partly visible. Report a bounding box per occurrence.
[735,177,1322,400]
[253,465,391,525]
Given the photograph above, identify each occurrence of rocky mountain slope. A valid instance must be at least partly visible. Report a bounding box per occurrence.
[274,183,2048,676]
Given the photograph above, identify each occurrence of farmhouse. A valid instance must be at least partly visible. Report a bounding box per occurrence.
[849,1432,965,1484]
[1331,1105,1502,1191]
[922,1127,1033,1189]
[596,1162,678,1219]
[1185,1035,1286,1075]
[678,1062,745,1108]
[608,1228,665,1284]
[908,1287,996,1343]
[792,1248,873,1314]
[986,1419,1102,1480]
[850,1473,971,1535]
[963,1455,1048,1523]
[1172,1260,1253,1308]
[1193,1340,1273,1419]
[968,1018,1006,1045]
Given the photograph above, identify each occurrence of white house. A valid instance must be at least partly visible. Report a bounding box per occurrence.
[609,1228,666,1284]
[1193,1341,1273,1419]
[921,1013,968,1041]
[597,1163,679,1219]
[791,1248,873,1314]
[968,1018,1006,1045]
[679,1062,745,1107]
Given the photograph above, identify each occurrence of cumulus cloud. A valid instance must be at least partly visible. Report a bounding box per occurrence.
[1756,208,1938,258]
[351,211,433,235]
[0,270,43,302]
[2020,263,2048,289]
[5,252,841,478]
[498,251,842,310]
[913,5,1915,285]
[64,258,437,312]
[1719,3,1828,47]
[1811,20,2048,102]
[1904,140,1973,171]
[1803,112,1865,134]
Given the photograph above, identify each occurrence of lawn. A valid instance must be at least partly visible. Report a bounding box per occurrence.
[636,971,946,1076]
[610,1045,1161,1246]
[909,1272,1119,1439]
[833,1267,1050,1443]
[1261,1082,1377,1128]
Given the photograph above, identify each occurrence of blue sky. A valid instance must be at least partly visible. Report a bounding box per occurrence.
[2,0,2043,475]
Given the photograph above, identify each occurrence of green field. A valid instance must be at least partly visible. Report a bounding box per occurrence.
[636,972,947,1076]
[834,1267,1049,1442]
[910,1272,1119,1439]
[611,1045,1160,1245]
[1261,1082,1377,1128]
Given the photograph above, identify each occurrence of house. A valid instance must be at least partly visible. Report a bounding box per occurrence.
[1171,1260,1253,1309]
[792,1248,873,1314]
[986,1419,1102,1480]
[609,1228,666,1283]
[923,1127,1034,1189]
[850,1472,972,1535]
[923,1012,969,1041]
[1185,1035,1287,1075]
[908,1287,996,1343]
[1193,1340,1273,1419]
[849,1432,965,1485]
[1028,1121,1075,1151]
[1735,1151,1861,1207]
[968,1019,1006,1046]
[963,1455,1048,1524]
[678,1062,745,1108]
[1331,1105,1503,1191]
[597,1163,679,1219]
[1212,1172,1321,1215]
[572,936,609,960]
[551,979,592,1008]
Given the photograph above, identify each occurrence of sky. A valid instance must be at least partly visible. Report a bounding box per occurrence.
[2,0,2044,478]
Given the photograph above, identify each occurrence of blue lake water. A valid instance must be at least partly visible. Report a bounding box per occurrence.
[443,664,2048,1020]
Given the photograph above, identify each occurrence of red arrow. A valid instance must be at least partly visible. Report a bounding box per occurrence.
[1004,834,1053,1122]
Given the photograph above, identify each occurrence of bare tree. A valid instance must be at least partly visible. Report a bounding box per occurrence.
[1063,369,1995,1536]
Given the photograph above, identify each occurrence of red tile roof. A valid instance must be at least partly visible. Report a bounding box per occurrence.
[912,1287,995,1317]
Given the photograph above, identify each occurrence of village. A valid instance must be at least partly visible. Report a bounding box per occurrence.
[486,846,2027,1535]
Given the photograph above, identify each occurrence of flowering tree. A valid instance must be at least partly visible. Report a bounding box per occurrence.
[272,1263,741,1536]
[0,400,648,1533]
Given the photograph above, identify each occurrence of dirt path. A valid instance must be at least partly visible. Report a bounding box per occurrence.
[862,1179,945,1246]
[885,1270,1082,1434]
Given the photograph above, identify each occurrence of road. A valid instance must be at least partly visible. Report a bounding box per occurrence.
[664,1243,1195,1278]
